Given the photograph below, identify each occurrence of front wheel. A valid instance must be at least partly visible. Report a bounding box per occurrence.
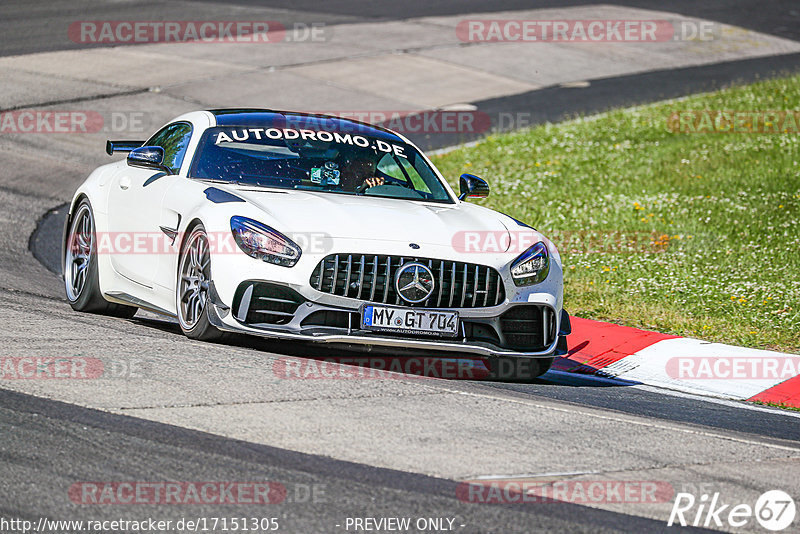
[176,224,226,341]
[64,199,137,318]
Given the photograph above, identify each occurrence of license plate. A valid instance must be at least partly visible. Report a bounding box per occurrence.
[361,305,459,337]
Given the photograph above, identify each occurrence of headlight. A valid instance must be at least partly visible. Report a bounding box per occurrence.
[230,216,301,267]
[510,241,550,286]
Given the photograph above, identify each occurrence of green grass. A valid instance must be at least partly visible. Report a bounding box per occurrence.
[433,74,800,353]
[752,401,800,413]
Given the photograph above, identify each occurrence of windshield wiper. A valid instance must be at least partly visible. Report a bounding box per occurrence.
[195,178,263,188]
[194,178,234,184]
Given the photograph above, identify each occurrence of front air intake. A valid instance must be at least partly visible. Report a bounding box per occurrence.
[232,282,305,325]
[499,305,557,351]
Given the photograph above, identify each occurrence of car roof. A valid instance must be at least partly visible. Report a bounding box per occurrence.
[208,108,406,143]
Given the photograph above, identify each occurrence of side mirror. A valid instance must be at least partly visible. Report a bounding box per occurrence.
[458,174,490,201]
[106,140,144,155]
[127,146,171,174]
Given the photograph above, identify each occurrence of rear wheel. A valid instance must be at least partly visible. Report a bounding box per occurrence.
[64,199,137,318]
[177,224,226,341]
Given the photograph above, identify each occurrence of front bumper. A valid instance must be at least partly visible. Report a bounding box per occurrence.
[207,280,569,358]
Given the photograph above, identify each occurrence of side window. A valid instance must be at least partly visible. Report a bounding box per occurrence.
[400,154,434,193]
[146,122,193,174]
[376,153,408,184]
[376,153,430,193]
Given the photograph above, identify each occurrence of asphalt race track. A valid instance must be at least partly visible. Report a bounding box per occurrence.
[2,1,800,533]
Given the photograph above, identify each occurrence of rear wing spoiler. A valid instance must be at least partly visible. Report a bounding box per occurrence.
[106,140,145,155]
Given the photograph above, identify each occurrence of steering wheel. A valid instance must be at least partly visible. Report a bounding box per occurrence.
[357,176,417,194]
[355,181,372,195]
[358,181,415,195]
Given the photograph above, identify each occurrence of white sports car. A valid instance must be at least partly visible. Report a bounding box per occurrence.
[63,109,570,377]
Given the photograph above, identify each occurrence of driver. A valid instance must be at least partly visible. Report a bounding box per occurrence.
[339,154,384,192]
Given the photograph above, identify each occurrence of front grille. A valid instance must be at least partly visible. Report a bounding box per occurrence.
[310,254,505,308]
[232,282,305,325]
[499,305,556,350]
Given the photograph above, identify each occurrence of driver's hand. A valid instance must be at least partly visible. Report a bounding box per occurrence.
[363,176,384,188]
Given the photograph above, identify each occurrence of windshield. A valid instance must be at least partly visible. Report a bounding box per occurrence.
[189,125,454,203]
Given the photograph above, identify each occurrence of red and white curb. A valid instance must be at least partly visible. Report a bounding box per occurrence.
[555,318,800,409]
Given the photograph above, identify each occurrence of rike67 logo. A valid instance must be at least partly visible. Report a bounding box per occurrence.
[668,490,796,531]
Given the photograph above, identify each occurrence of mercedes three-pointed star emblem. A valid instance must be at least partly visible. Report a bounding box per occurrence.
[395,262,435,303]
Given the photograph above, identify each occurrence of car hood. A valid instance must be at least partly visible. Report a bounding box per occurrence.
[225,187,512,249]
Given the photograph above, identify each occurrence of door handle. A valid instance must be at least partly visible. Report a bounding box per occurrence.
[119,177,131,190]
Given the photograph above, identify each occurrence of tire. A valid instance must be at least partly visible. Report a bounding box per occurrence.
[176,223,226,341]
[64,199,137,318]
[488,356,554,382]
